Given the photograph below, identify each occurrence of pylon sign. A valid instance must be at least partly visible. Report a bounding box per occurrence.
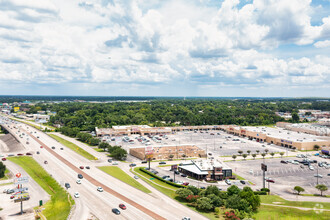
[14,177,29,184]
[16,173,21,178]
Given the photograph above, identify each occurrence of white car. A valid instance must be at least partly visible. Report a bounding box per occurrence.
[76,179,81,184]
[134,175,139,179]
[314,174,323,178]
[74,192,80,198]
[309,166,314,170]
[97,187,103,192]
[113,162,118,165]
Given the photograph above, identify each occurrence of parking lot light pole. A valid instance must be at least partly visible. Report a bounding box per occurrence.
[317,165,319,185]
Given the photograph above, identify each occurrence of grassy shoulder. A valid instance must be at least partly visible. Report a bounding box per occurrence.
[97,166,151,194]
[0,169,10,180]
[301,194,330,198]
[48,133,97,160]
[132,167,218,220]
[260,195,330,210]
[8,156,74,220]
[256,204,330,220]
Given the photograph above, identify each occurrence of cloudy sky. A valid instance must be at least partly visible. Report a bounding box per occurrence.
[0,0,329,97]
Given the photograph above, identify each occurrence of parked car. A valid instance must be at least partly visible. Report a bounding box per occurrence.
[314,174,323,178]
[40,146,43,148]
[65,183,71,189]
[113,162,118,165]
[182,182,189,186]
[108,159,112,163]
[60,148,64,150]
[79,166,84,169]
[134,175,139,179]
[280,160,288,164]
[1,158,6,161]
[74,192,80,198]
[225,179,231,185]
[78,174,83,179]
[130,163,136,167]
[112,208,121,215]
[174,170,180,175]
[36,151,40,154]
[119,204,126,210]
[181,174,187,177]
[76,179,81,184]
[26,153,32,155]
[44,160,48,164]
[86,166,90,169]
[240,180,246,184]
[159,161,166,165]
[141,161,147,164]
[17,153,23,156]
[162,175,170,179]
[266,179,275,183]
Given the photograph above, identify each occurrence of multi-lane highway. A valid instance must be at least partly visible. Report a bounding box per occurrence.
[0,116,207,220]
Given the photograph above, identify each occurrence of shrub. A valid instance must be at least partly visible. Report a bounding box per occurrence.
[139,168,185,188]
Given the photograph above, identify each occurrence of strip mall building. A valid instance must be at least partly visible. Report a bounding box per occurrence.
[220,125,330,150]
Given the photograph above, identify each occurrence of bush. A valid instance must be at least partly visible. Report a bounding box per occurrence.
[0,162,6,178]
[176,188,193,200]
[196,197,213,211]
[139,168,185,188]
[254,191,267,195]
[261,188,270,192]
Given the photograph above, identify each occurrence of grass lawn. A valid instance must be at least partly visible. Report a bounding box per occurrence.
[48,134,97,160]
[132,167,218,220]
[94,148,105,152]
[8,156,74,220]
[98,166,151,194]
[255,205,330,220]
[301,194,330,198]
[260,195,330,210]
[232,172,245,180]
[0,169,10,180]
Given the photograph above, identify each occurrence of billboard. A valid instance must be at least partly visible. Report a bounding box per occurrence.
[261,163,267,171]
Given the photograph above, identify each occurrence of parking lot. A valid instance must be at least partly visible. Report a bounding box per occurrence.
[226,156,330,193]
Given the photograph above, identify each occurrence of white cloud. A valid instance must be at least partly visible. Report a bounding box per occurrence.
[0,0,329,96]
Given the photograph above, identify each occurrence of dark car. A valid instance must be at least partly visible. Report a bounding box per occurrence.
[1,158,6,161]
[44,160,48,164]
[159,161,166,165]
[36,151,40,154]
[162,175,170,179]
[130,163,136,167]
[79,166,84,169]
[60,148,64,150]
[266,179,275,183]
[51,146,55,149]
[112,208,121,215]
[26,152,32,155]
[174,170,180,175]
[65,183,71,189]
[181,174,187,177]
[119,204,126,210]
[141,161,147,164]
[240,180,246,184]
[78,174,83,179]
[17,153,23,156]
[280,160,288,164]
[86,166,90,169]
[151,170,158,175]
[108,159,112,163]
[200,186,206,189]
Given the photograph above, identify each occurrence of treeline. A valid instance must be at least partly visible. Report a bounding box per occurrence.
[60,127,100,146]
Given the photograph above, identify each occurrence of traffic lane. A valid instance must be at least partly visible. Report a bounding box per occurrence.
[0,161,50,219]
[24,128,166,220]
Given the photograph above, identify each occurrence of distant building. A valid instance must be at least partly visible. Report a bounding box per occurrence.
[33,114,50,122]
[178,159,232,181]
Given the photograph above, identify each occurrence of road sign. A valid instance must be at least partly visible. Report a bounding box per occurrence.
[14,192,29,198]
[13,187,28,193]
[16,173,21,178]
[14,177,29,184]
[14,197,30,203]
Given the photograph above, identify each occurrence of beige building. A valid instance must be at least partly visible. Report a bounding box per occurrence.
[129,145,206,160]
[220,125,330,150]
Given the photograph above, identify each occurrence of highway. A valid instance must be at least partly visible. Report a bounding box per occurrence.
[0,116,207,220]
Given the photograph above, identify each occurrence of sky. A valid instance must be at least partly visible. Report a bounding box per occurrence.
[0,0,329,97]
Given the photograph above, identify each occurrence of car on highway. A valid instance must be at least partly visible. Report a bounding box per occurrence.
[78,174,83,179]
[240,180,246,184]
[10,195,15,199]
[141,160,147,164]
[112,208,121,215]
[200,186,206,189]
[159,161,166,165]
[40,146,43,148]
[76,179,81,184]
[26,152,32,155]
[44,160,48,164]
[97,187,103,192]
[108,159,112,163]
[85,166,90,169]
[60,148,64,150]
[65,183,71,189]
[266,179,275,183]
[129,163,136,167]
[181,174,187,177]
[79,166,84,169]
[51,146,55,149]
[17,153,23,156]
[1,158,6,161]
[134,175,139,179]
[119,204,126,210]
[36,151,40,154]
[74,192,80,198]
[113,162,118,165]
[182,217,191,220]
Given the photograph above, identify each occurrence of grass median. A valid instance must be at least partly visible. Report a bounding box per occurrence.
[98,166,151,193]
[48,133,97,160]
[8,156,74,220]
[260,195,330,210]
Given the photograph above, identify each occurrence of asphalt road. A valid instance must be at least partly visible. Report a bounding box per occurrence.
[1,117,207,220]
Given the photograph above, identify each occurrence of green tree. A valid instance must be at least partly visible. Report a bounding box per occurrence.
[294,186,305,195]
[227,185,241,196]
[261,153,266,159]
[207,194,224,207]
[314,145,320,151]
[205,185,220,196]
[247,150,251,155]
[239,186,260,211]
[280,152,285,158]
[315,184,328,196]
[270,152,275,158]
[176,188,193,200]
[242,154,248,160]
[264,149,269,154]
[110,148,127,160]
[196,197,213,211]
[0,162,6,178]
[99,142,110,151]
[169,154,174,160]
[238,150,243,156]
[232,155,237,161]
[225,195,251,213]
[292,112,300,122]
[252,154,257,160]
[187,185,200,196]
[256,150,260,154]
[182,154,186,160]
